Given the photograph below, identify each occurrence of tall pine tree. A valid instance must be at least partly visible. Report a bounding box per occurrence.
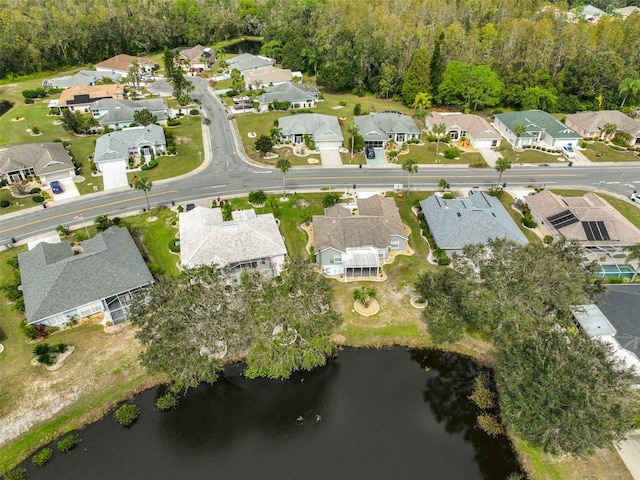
[429,32,446,95]
[401,48,431,106]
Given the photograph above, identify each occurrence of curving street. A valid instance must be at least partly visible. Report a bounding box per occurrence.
[1,77,639,244]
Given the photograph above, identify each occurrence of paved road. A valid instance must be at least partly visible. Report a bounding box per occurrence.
[1,77,640,244]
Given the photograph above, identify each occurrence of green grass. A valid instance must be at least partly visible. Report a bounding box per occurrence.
[401,142,484,165]
[498,192,541,243]
[499,143,566,164]
[580,141,640,162]
[0,189,42,214]
[342,322,424,344]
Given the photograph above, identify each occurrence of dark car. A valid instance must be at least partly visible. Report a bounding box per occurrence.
[365,146,376,159]
[50,181,63,194]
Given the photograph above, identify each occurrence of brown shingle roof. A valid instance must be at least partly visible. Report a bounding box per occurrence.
[57,84,125,107]
[95,54,157,73]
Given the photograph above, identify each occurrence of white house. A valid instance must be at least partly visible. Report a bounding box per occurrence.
[494,110,581,148]
[278,114,344,150]
[354,112,420,148]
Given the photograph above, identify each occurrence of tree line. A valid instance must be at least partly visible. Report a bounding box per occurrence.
[1,0,639,113]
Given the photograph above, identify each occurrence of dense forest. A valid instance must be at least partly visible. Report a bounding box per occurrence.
[1,0,639,112]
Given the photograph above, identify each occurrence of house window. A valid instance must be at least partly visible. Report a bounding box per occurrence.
[396,134,405,142]
[390,239,400,249]
[332,254,342,264]
[450,131,459,140]
[460,131,467,137]
[491,140,498,147]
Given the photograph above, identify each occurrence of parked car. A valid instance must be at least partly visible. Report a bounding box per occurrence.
[365,146,375,159]
[50,181,63,194]
[561,145,576,159]
[630,193,640,204]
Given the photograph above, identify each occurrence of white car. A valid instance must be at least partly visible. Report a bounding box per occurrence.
[630,193,640,204]
[561,145,576,159]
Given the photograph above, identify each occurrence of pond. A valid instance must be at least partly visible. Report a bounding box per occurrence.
[224,40,262,56]
[21,348,524,479]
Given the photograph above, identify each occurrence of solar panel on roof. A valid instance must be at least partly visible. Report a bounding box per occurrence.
[596,221,610,241]
[583,221,595,241]
[582,221,609,241]
[547,210,579,229]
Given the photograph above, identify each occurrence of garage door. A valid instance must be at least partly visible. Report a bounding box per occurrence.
[101,161,129,191]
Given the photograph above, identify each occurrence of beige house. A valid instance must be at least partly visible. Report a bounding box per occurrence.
[565,110,640,146]
[244,66,301,90]
[95,54,158,76]
[0,142,76,184]
[56,84,125,113]
[178,45,214,70]
[426,112,502,149]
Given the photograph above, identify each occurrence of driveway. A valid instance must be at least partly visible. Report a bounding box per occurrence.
[49,177,80,202]
[478,148,502,168]
[366,148,386,166]
[319,148,342,167]
[102,162,129,191]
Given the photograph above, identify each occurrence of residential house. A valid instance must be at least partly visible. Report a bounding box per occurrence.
[256,83,320,112]
[18,227,154,326]
[94,125,166,191]
[232,96,255,110]
[615,6,640,19]
[565,110,640,145]
[226,53,275,73]
[278,114,343,150]
[179,206,287,279]
[56,84,125,113]
[426,112,501,149]
[493,110,581,148]
[419,190,528,256]
[0,142,75,184]
[42,70,123,89]
[578,4,606,22]
[95,54,158,77]
[525,190,640,278]
[313,194,407,276]
[354,112,420,148]
[244,66,301,90]
[178,44,214,71]
[90,98,169,129]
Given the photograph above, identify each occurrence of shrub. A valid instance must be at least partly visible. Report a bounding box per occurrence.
[22,87,46,99]
[2,467,28,480]
[31,126,40,134]
[54,343,67,353]
[322,192,341,208]
[248,189,267,205]
[32,195,44,203]
[543,235,553,245]
[114,404,140,427]
[522,213,537,228]
[168,238,180,253]
[32,447,53,467]
[417,212,425,222]
[469,372,495,410]
[156,393,178,411]
[442,192,455,200]
[469,160,488,168]
[29,187,41,194]
[443,147,461,159]
[353,103,361,116]
[0,200,10,208]
[57,434,78,452]
[189,109,199,115]
[167,119,181,127]
[141,159,158,170]
[338,100,347,106]
[19,319,37,339]
[33,343,51,356]
[434,248,451,265]
[476,413,503,437]
[24,98,35,104]
[37,353,53,365]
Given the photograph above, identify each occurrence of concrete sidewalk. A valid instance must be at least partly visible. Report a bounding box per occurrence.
[618,431,640,479]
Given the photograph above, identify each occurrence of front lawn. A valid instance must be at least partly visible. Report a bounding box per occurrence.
[498,143,566,164]
[580,141,640,162]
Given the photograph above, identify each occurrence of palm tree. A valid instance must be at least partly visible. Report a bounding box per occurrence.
[601,122,617,157]
[625,244,640,281]
[432,123,446,163]
[619,78,640,108]
[495,157,512,186]
[514,124,526,146]
[412,109,429,143]
[275,157,291,197]
[347,124,360,162]
[134,176,153,214]
[402,158,418,192]
[353,287,376,308]
[438,178,448,191]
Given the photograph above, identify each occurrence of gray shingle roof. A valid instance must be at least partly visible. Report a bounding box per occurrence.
[227,53,275,72]
[420,190,528,251]
[179,207,287,269]
[44,70,123,89]
[18,227,154,324]
[256,83,319,105]
[598,285,640,356]
[495,110,580,140]
[0,142,74,177]
[91,98,168,126]
[279,114,343,143]
[94,125,166,164]
[354,112,420,142]
[313,195,406,252]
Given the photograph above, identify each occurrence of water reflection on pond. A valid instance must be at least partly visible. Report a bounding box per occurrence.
[23,348,523,479]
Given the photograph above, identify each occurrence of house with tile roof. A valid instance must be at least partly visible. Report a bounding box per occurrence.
[426,112,502,149]
[95,54,158,76]
[354,112,420,148]
[493,110,581,148]
[278,114,343,150]
[0,142,76,184]
[90,98,169,129]
[179,207,287,279]
[56,84,125,113]
[313,194,407,276]
[565,110,640,146]
[227,53,275,72]
[420,190,528,256]
[178,44,214,70]
[615,5,640,19]
[244,66,301,90]
[256,83,320,112]
[18,227,154,326]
